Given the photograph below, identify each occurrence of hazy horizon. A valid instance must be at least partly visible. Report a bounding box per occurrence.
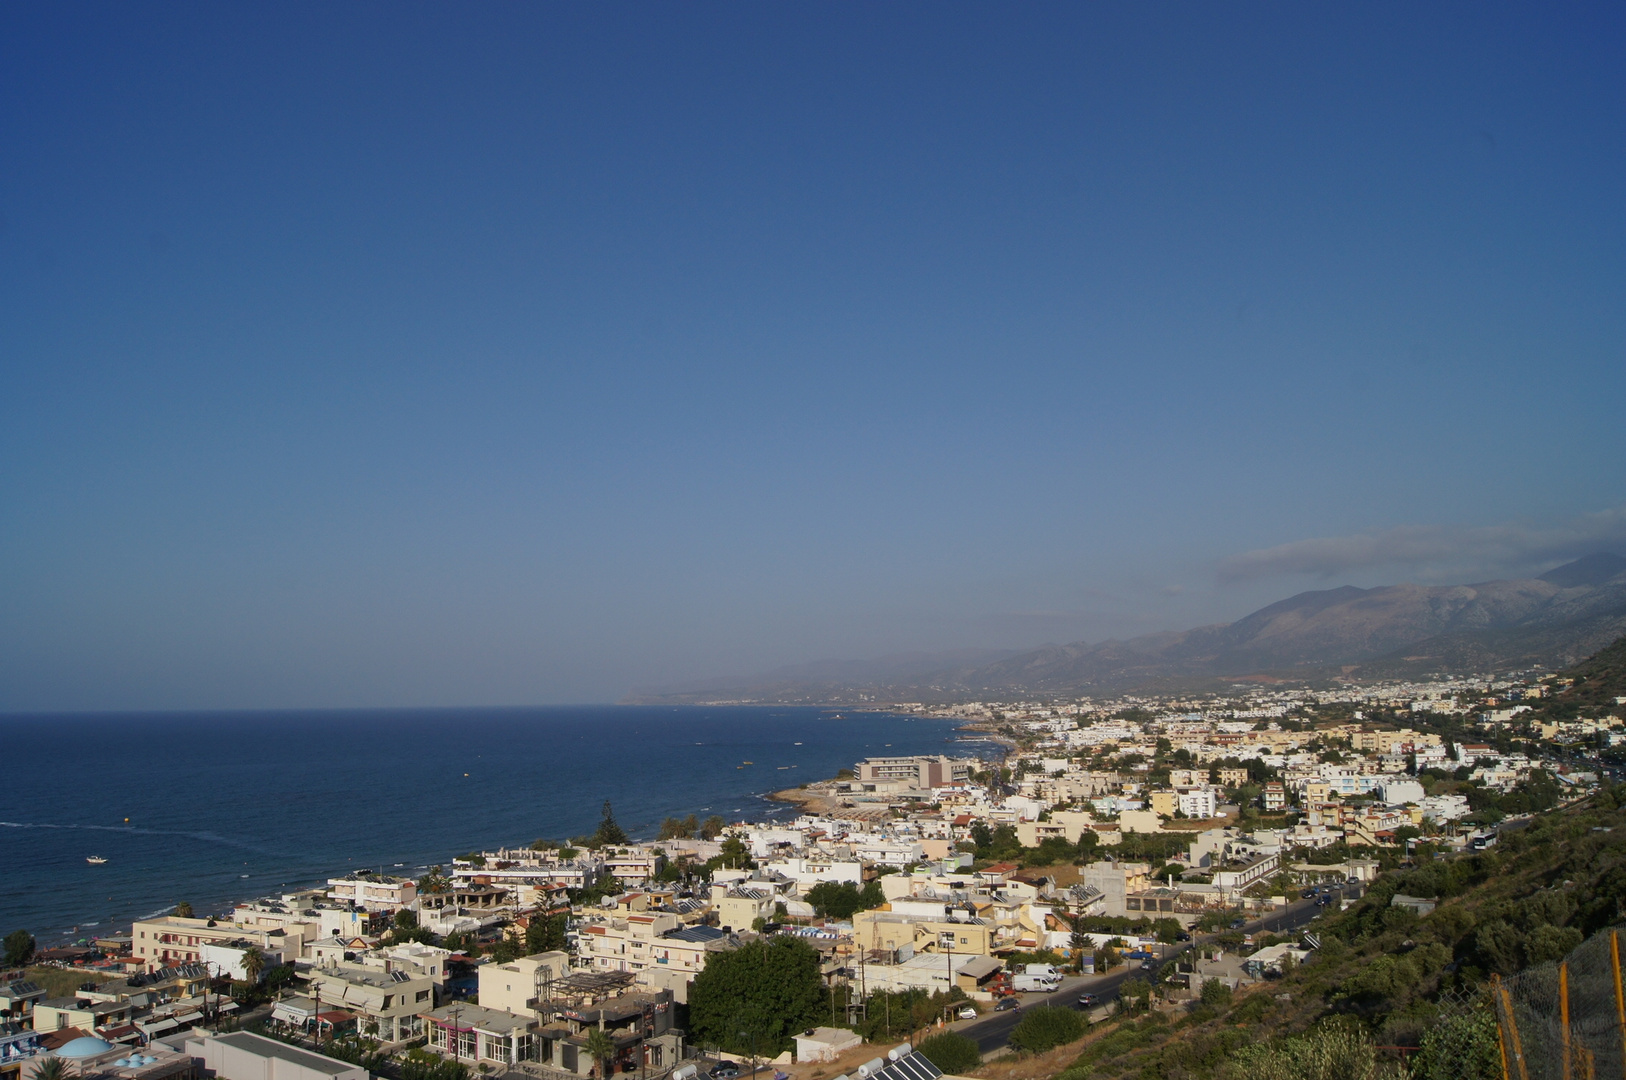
[3,5,1624,710]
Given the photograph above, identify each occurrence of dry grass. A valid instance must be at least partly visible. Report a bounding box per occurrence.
[963,1030,1098,1080]
[25,965,121,997]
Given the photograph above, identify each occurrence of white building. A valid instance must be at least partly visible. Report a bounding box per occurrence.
[1376,779,1426,806]
[186,1032,369,1080]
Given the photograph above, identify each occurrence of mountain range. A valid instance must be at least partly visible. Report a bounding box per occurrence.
[624,553,1626,703]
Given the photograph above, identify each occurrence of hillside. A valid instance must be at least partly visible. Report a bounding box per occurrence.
[627,554,1626,702]
[1038,785,1626,1079]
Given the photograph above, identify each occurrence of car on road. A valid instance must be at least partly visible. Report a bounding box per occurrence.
[957,1005,978,1020]
[710,1064,740,1079]
[995,997,1019,1012]
[1301,887,1317,898]
[1175,932,1191,942]
[1230,919,1246,929]
[1078,993,1098,1008]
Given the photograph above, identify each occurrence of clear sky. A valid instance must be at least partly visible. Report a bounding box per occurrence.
[3,4,1624,709]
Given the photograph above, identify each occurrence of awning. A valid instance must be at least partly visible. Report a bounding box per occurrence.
[955,956,1002,980]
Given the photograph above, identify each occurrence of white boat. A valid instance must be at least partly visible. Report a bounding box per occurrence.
[86,856,108,865]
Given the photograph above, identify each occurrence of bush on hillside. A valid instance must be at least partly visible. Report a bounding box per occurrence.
[1226,1024,1406,1080]
[916,1032,980,1074]
[1008,1005,1085,1054]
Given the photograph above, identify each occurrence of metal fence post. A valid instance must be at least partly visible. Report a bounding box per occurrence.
[1613,931,1626,1080]
[1499,977,1530,1080]
[1493,976,1513,1080]
[1563,961,1572,1080]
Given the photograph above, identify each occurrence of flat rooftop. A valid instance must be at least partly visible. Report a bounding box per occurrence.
[204,1031,362,1074]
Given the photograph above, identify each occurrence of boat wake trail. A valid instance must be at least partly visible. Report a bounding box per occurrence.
[0,821,272,854]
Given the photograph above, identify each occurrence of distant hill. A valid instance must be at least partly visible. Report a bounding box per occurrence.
[624,554,1626,703]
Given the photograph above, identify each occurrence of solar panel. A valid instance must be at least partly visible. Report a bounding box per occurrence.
[873,1052,943,1080]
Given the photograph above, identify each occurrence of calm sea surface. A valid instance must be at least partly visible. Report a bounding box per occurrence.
[0,706,993,944]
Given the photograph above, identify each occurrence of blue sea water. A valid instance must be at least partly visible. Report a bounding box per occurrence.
[0,706,993,944]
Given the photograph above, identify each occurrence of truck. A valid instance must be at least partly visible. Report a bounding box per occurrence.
[1012,972,1062,992]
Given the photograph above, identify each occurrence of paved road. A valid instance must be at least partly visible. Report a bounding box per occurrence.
[955,898,1326,1054]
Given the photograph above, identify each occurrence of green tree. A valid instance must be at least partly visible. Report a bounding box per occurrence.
[242,946,266,983]
[1008,1005,1084,1053]
[418,866,452,894]
[33,1058,69,1080]
[687,937,824,1055]
[3,929,35,967]
[174,901,195,918]
[594,801,629,847]
[584,1027,617,1077]
[1412,1010,1503,1080]
[805,882,873,920]
[657,815,699,840]
[402,1051,470,1080]
[526,912,568,954]
[442,931,477,955]
[717,836,754,869]
[1199,978,1233,1007]
[700,815,726,840]
[1118,976,1152,1013]
[1069,915,1091,971]
[916,1032,980,1074]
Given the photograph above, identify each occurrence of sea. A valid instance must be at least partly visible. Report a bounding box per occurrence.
[0,706,997,944]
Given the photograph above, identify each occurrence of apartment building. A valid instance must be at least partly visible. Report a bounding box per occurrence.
[307,964,433,1041]
[575,918,733,1004]
[852,911,995,957]
[132,917,304,974]
[421,1002,536,1068]
[1176,787,1217,819]
[325,875,417,913]
[477,952,571,1016]
[855,756,974,789]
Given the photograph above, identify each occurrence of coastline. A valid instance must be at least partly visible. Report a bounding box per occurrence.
[6,705,977,943]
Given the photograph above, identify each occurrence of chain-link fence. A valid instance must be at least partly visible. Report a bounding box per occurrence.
[1486,926,1626,1080]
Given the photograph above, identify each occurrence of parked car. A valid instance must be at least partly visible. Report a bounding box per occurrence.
[1301,888,1317,899]
[957,1005,978,1020]
[995,997,1019,1011]
[710,1064,740,1079]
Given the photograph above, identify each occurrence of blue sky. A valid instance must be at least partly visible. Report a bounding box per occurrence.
[3,4,1624,708]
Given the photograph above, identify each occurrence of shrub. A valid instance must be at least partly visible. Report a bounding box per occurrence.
[1412,1010,1502,1080]
[1200,978,1233,1007]
[1227,1024,1406,1080]
[916,1032,980,1074]
[1008,1005,1085,1053]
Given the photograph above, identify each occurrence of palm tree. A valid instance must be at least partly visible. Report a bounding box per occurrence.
[35,1057,71,1080]
[583,1028,617,1078]
[242,946,266,983]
